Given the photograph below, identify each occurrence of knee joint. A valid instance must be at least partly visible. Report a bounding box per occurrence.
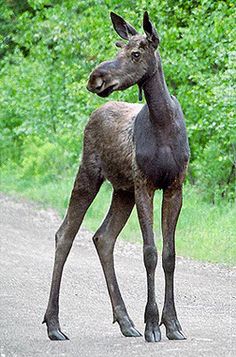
[144,245,157,272]
[93,233,112,252]
[92,233,103,247]
[55,230,62,247]
[55,229,72,251]
[162,249,175,273]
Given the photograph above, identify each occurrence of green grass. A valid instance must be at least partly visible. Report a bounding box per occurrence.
[1,169,235,266]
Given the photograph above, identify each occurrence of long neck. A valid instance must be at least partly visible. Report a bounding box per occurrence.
[143,52,174,126]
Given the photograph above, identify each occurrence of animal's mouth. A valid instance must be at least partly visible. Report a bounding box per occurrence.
[97,83,118,97]
[87,77,119,97]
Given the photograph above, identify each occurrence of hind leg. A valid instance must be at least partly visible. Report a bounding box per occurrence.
[93,189,141,337]
[43,161,103,340]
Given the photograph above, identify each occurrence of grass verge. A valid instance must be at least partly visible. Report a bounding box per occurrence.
[1,169,235,265]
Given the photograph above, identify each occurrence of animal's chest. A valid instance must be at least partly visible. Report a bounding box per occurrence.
[134,113,188,189]
[135,143,183,188]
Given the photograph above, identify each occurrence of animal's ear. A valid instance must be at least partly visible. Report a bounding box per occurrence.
[143,11,159,49]
[110,12,138,40]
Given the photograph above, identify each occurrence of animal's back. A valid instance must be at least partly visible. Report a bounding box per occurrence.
[84,101,142,190]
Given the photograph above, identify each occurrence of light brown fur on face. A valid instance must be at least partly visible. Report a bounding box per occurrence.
[87,35,156,97]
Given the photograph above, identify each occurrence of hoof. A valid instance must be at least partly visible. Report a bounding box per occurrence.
[116,315,142,338]
[167,329,186,340]
[42,316,69,341]
[48,328,69,341]
[161,317,186,341]
[121,325,142,337]
[145,322,161,342]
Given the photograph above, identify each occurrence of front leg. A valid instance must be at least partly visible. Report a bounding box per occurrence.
[161,185,186,340]
[135,180,161,342]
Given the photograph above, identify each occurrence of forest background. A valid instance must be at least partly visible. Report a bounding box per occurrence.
[0,0,235,264]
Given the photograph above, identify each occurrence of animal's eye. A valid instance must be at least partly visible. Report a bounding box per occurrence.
[132,51,141,59]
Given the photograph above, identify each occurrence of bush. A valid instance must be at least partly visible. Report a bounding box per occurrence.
[0,0,235,201]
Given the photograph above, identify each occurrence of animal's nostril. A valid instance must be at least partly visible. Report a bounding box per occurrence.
[95,81,105,91]
[87,78,104,93]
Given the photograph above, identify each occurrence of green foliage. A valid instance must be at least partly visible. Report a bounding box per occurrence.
[0,0,235,204]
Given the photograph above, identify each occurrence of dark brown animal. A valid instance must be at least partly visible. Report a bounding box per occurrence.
[43,11,190,343]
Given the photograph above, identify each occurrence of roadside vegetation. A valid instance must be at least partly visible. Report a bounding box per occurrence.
[0,0,235,265]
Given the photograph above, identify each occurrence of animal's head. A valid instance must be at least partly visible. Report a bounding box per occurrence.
[87,11,159,97]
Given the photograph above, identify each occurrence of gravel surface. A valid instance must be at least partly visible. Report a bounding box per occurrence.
[0,193,235,357]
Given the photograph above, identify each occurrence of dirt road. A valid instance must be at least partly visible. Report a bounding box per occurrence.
[0,193,235,356]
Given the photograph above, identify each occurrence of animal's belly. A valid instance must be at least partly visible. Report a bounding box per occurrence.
[100,143,134,191]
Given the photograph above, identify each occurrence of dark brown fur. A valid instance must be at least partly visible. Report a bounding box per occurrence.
[43,11,190,343]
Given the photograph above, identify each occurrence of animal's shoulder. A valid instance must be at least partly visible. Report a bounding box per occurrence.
[84,101,142,146]
[89,101,142,123]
